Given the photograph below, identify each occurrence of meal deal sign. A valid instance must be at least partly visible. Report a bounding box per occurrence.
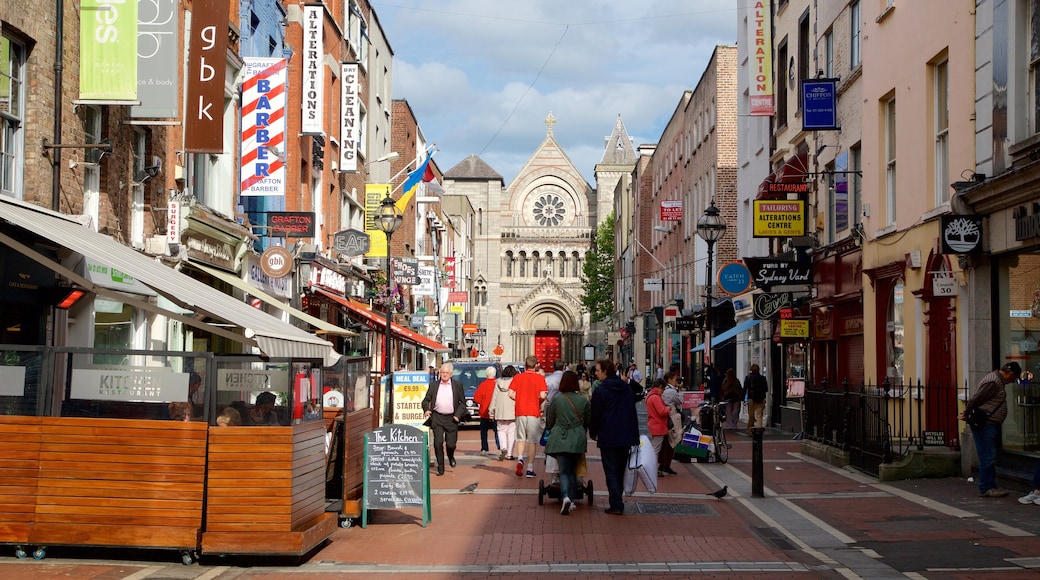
[753,200,806,237]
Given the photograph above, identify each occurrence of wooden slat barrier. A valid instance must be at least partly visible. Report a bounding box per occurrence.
[341,408,374,518]
[0,416,41,546]
[202,420,337,556]
[29,417,207,550]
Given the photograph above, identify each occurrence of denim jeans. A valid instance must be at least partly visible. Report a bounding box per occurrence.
[479,418,499,452]
[971,422,999,493]
[555,452,580,502]
[600,446,630,512]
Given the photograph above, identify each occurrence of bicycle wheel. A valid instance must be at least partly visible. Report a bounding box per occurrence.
[713,413,729,464]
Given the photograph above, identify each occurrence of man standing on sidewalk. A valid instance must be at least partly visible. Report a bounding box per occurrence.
[590,358,639,515]
[422,363,466,476]
[510,355,548,478]
[743,364,769,434]
[959,361,1019,497]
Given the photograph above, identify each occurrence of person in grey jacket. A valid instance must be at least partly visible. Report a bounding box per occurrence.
[959,361,1018,497]
[545,371,591,515]
[589,358,640,515]
[489,365,518,461]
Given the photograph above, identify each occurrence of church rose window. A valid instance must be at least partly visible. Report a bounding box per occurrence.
[532,194,566,226]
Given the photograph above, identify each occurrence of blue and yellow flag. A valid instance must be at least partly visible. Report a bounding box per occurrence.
[395,152,433,213]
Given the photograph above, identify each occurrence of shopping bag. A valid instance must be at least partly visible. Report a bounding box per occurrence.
[624,435,658,495]
[545,453,559,475]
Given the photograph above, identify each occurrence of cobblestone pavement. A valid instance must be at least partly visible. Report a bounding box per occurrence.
[3,423,1040,579]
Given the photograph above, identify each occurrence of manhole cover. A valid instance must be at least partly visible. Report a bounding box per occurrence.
[635,503,717,515]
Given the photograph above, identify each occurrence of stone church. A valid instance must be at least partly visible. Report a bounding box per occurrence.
[442,114,636,368]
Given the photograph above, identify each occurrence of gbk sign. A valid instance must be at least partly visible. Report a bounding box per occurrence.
[333,229,370,257]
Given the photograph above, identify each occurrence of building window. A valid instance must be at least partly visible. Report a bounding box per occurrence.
[850,144,862,226]
[519,251,527,277]
[0,34,25,198]
[850,1,861,68]
[886,280,904,383]
[933,59,949,206]
[884,97,897,226]
[1028,1,1040,137]
[798,11,810,111]
[532,252,541,277]
[559,252,567,278]
[823,30,834,78]
[572,251,580,278]
[505,251,513,277]
[777,41,789,128]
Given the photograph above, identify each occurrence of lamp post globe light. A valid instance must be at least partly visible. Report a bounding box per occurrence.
[696,198,727,394]
[376,195,403,425]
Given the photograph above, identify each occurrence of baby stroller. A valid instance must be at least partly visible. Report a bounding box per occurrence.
[537,454,594,506]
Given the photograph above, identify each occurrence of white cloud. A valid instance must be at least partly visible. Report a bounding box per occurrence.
[377,0,738,184]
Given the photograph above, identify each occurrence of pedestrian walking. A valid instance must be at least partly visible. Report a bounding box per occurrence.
[742,364,768,434]
[720,368,742,429]
[959,361,1019,497]
[660,371,683,475]
[644,378,671,478]
[473,366,500,457]
[545,371,590,515]
[422,363,466,476]
[489,365,518,460]
[509,355,548,478]
[589,358,640,515]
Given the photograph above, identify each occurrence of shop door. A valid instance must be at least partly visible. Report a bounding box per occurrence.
[534,331,561,373]
[925,298,956,441]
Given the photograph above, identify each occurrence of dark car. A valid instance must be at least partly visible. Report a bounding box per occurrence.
[450,361,500,427]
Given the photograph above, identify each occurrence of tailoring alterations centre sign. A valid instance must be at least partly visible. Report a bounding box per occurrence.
[753,200,806,237]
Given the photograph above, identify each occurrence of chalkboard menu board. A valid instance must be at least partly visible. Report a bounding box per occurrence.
[362,424,430,527]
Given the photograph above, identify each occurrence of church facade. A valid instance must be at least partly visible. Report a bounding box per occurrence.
[442,114,636,369]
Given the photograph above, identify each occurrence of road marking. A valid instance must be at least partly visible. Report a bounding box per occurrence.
[119,566,163,580]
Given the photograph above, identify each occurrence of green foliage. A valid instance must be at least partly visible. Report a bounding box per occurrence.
[580,212,616,323]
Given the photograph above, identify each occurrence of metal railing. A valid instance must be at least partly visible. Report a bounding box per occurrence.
[803,378,964,476]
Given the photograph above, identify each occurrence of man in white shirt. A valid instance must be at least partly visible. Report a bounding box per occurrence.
[544,359,566,405]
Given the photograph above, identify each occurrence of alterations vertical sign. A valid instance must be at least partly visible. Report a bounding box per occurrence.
[185,0,230,152]
[747,0,773,116]
[301,5,324,135]
[340,63,360,172]
[240,58,287,196]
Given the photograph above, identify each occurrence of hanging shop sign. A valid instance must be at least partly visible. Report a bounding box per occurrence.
[753,291,793,320]
[747,0,773,116]
[944,213,981,251]
[744,257,812,290]
[259,245,293,279]
[340,62,360,172]
[392,258,420,285]
[268,212,315,238]
[717,262,752,296]
[753,200,806,237]
[801,79,839,131]
[778,318,810,339]
[301,5,324,135]
[333,228,370,257]
[660,200,683,221]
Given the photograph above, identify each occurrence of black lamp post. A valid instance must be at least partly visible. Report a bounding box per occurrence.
[696,198,727,388]
[376,195,403,425]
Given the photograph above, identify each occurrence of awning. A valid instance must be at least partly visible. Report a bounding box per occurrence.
[757,150,809,199]
[0,197,339,366]
[189,261,357,337]
[691,318,763,352]
[314,288,450,353]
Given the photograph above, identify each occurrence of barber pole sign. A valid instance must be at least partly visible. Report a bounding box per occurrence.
[301,5,324,135]
[240,58,287,196]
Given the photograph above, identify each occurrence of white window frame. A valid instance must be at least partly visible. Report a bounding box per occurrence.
[131,128,147,247]
[885,98,897,226]
[933,60,950,207]
[850,1,862,69]
[824,30,834,78]
[83,106,102,231]
[1,34,25,198]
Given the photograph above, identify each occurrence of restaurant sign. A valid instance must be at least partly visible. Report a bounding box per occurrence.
[744,257,812,290]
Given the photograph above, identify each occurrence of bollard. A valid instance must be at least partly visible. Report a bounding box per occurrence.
[751,428,764,498]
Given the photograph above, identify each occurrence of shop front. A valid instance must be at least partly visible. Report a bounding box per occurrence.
[0,197,344,560]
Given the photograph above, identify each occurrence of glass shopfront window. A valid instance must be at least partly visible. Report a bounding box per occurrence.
[998,253,1040,452]
[886,281,905,383]
[213,361,323,427]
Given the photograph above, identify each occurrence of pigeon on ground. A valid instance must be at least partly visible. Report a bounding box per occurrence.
[707,485,728,500]
[459,482,479,494]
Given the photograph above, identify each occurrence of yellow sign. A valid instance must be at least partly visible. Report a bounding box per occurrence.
[365,183,392,258]
[753,200,805,237]
[448,304,465,316]
[779,318,810,339]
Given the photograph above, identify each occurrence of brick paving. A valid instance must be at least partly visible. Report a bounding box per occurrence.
[3,427,1040,578]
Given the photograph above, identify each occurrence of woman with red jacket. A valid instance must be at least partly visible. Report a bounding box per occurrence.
[644,378,672,477]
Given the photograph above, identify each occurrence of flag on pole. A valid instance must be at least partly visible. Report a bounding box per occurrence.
[395,151,433,212]
[422,162,446,196]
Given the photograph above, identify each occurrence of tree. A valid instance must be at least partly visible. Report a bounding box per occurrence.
[580,212,616,323]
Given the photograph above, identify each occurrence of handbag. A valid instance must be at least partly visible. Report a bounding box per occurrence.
[539,426,550,446]
[966,407,989,429]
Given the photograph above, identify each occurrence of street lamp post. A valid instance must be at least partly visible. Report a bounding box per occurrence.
[696,198,727,392]
[376,195,403,425]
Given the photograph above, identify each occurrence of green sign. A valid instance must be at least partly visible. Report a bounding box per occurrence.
[80,0,138,100]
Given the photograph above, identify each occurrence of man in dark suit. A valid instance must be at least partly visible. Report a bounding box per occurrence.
[422,362,466,476]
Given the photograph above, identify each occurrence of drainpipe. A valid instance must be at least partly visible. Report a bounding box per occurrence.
[51,0,65,211]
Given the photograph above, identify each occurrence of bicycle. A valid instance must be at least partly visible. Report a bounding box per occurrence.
[702,402,730,464]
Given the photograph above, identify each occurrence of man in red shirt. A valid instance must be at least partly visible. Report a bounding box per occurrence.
[473,366,500,456]
[510,355,548,477]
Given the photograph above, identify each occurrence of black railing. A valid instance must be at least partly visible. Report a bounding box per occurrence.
[803,378,964,476]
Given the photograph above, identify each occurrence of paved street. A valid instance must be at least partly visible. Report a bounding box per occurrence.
[3,420,1040,579]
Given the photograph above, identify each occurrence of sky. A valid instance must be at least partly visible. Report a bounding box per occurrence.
[373,0,739,186]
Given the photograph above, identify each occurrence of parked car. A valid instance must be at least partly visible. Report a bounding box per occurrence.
[449,361,501,427]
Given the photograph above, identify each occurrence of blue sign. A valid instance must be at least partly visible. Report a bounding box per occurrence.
[718,262,752,296]
[802,79,838,131]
